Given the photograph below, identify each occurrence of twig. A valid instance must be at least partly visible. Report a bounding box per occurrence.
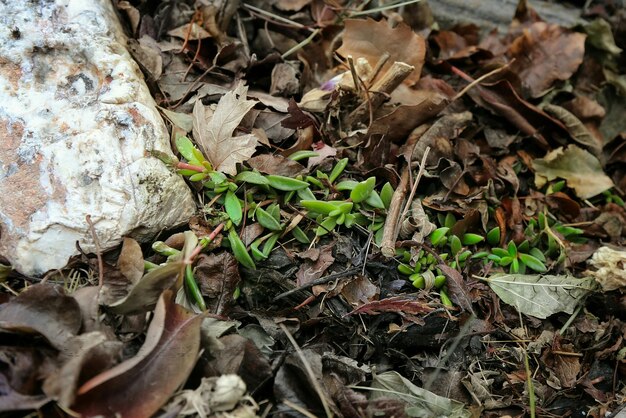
[400,146,430,220]
[279,324,334,418]
[380,166,410,257]
[347,61,414,126]
[272,267,360,302]
[85,215,103,289]
[452,61,514,101]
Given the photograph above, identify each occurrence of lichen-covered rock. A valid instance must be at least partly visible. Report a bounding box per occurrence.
[0,0,195,275]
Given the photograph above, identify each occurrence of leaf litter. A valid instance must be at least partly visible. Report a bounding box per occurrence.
[2,0,626,417]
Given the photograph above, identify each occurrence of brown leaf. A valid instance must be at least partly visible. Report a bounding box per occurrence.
[194,252,241,315]
[0,284,81,350]
[337,18,426,85]
[103,261,183,315]
[533,145,614,199]
[507,22,586,98]
[247,154,306,177]
[346,296,434,316]
[201,334,272,391]
[43,332,122,407]
[437,264,474,314]
[340,275,379,306]
[117,237,144,284]
[296,244,335,287]
[192,81,259,175]
[72,291,202,417]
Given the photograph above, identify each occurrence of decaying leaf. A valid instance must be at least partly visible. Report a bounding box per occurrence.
[370,371,471,418]
[480,273,597,319]
[192,81,259,175]
[346,296,434,316]
[587,246,626,292]
[0,284,81,350]
[507,22,586,98]
[533,145,614,199]
[337,18,426,85]
[194,252,241,315]
[104,261,183,315]
[72,291,202,417]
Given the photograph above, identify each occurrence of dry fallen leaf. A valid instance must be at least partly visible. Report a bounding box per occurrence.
[193,81,259,175]
[587,246,626,291]
[337,18,426,86]
[533,145,614,199]
[0,284,81,350]
[72,291,202,418]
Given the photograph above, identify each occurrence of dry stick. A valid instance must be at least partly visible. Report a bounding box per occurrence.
[380,146,430,257]
[85,215,104,289]
[380,167,410,257]
[279,323,334,418]
[347,61,414,126]
[400,146,430,221]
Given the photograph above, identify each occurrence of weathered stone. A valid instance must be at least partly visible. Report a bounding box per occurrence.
[0,1,196,275]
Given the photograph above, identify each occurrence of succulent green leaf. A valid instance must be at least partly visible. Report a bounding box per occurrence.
[380,182,393,209]
[365,190,385,209]
[507,241,518,257]
[225,190,243,226]
[329,158,349,183]
[316,217,337,236]
[487,227,501,246]
[429,227,450,246]
[176,136,197,162]
[462,233,484,246]
[256,207,282,231]
[266,175,310,191]
[519,253,547,272]
[289,150,319,161]
[228,228,256,270]
[444,213,456,228]
[291,226,311,244]
[449,235,462,255]
[350,177,376,203]
[335,180,359,191]
[235,170,269,185]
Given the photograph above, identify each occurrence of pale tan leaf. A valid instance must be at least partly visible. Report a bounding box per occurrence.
[533,145,614,199]
[192,82,259,175]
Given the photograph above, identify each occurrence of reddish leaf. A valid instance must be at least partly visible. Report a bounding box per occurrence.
[0,284,81,350]
[346,296,434,316]
[72,291,202,417]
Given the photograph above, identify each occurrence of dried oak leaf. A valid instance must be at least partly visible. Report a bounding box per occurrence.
[533,145,614,199]
[193,81,259,175]
[72,291,202,418]
[507,22,586,98]
[337,18,426,85]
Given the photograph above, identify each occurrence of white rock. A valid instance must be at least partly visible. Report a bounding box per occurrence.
[0,0,196,275]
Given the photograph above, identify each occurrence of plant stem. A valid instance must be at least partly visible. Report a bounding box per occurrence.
[177,162,205,172]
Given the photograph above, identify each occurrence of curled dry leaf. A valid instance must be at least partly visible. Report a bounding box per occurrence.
[192,81,259,175]
[533,145,614,199]
[346,296,434,316]
[0,284,81,350]
[336,18,426,86]
[72,291,202,418]
[587,246,626,292]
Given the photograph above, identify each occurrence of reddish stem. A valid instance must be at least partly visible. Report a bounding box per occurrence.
[188,222,225,262]
[177,162,205,172]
